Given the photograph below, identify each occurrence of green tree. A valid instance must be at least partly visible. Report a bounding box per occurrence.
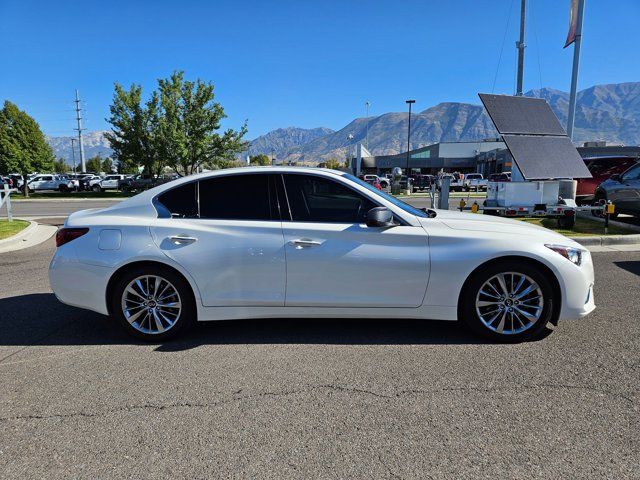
[86,155,103,173]
[325,157,343,170]
[101,157,113,173]
[0,101,54,197]
[106,71,248,177]
[249,154,271,166]
[53,158,68,173]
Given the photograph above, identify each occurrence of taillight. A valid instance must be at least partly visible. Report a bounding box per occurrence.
[56,228,89,247]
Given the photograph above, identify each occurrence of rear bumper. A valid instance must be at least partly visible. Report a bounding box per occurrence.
[49,248,112,315]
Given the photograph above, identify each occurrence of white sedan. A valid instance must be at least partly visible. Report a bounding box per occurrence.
[49,167,595,342]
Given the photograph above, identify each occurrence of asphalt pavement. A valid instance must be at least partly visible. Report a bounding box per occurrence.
[0,238,638,478]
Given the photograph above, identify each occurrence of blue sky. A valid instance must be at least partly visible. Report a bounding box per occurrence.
[1,0,638,139]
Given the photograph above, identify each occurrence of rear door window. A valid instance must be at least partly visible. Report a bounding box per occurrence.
[199,174,272,220]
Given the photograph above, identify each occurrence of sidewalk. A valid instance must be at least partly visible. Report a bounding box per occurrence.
[0,220,57,253]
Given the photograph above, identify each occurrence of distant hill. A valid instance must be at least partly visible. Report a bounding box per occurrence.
[46,82,640,164]
[46,130,112,164]
[246,126,334,159]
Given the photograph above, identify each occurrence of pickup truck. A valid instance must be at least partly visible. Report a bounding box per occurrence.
[437,173,465,192]
[27,174,76,192]
[464,173,488,192]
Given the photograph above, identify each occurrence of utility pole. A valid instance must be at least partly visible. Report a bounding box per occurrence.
[74,89,86,172]
[70,138,77,174]
[515,0,527,96]
[566,0,585,140]
[405,100,415,178]
[365,101,371,150]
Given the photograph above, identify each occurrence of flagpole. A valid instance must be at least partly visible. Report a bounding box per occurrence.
[566,0,585,140]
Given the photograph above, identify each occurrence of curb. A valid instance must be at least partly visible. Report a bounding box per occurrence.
[0,220,58,253]
[0,220,37,247]
[569,234,640,247]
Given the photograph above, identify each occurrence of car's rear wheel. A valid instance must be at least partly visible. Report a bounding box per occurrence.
[460,261,556,342]
[111,266,195,341]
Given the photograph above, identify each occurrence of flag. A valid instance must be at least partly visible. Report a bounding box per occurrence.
[564,0,580,48]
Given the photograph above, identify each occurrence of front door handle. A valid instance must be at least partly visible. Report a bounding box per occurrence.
[169,235,197,245]
[289,238,322,249]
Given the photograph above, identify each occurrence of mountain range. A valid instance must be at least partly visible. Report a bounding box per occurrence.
[47,82,640,164]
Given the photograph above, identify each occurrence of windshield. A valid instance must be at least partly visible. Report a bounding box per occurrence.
[343,173,430,218]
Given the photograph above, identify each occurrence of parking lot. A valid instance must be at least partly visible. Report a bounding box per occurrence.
[0,212,638,478]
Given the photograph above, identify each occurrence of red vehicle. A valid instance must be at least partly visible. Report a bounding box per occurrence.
[576,156,638,204]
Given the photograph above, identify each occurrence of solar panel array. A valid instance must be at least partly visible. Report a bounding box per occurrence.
[479,93,592,180]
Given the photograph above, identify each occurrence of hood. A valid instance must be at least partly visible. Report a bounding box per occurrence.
[423,209,581,246]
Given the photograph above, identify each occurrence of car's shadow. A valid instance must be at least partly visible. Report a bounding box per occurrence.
[614,261,640,277]
[0,293,550,351]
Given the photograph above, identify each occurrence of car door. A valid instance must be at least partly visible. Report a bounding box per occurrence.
[278,173,429,308]
[151,173,286,307]
[102,176,115,189]
[614,164,640,214]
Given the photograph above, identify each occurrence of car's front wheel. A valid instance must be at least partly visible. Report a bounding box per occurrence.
[92,184,102,192]
[460,261,556,342]
[111,266,195,341]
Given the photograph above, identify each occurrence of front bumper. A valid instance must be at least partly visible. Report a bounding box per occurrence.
[557,250,596,321]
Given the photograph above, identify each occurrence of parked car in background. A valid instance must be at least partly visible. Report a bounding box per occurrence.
[364,174,388,189]
[413,174,434,191]
[363,176,382,190]
[576,156,638,204]
[464,173,488,192]
[79,174,102,191]
[27,174,75,192]
[593,162,640,218]
[0,175,12,188]
[437,173,464,191]
[50,167,595,342]
[92,174,128,192]
[488,172,512,183]
[118,174,177,192]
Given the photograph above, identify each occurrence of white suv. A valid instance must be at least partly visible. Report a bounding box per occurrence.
[92,174,127,192]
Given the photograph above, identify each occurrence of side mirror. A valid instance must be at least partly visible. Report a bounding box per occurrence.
[366,207,395,227]
[610,174,622,182]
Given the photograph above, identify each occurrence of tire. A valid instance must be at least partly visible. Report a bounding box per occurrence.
[459,261,556,342]
[59,184,68,192]
[92,184,102,192]
[557,216,575,229]
[110,265,195,341]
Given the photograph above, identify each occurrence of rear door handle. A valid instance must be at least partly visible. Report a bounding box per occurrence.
[289,238,322,249]
[169,235,197,245]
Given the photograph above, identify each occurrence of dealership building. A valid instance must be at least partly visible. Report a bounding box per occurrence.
[359,140,640,177]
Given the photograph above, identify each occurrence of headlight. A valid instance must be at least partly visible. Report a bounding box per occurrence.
[545,244,584,266]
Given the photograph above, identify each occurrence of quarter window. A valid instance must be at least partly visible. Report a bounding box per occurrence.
[282,174,376,223]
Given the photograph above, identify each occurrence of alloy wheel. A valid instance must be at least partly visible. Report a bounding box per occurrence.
[121,275,182,335]
[475,272,544,335]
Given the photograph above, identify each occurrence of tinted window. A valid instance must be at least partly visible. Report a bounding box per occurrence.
[622,164,640,181]
[283,174,376,223]
[200,174,271,220]
[157,182,198,218]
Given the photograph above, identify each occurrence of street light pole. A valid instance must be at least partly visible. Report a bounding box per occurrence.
[70,138,77,174]
[516,0,527,96]
[365,101,371,150]
[405,100,415,177]
[347,133,354,172]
